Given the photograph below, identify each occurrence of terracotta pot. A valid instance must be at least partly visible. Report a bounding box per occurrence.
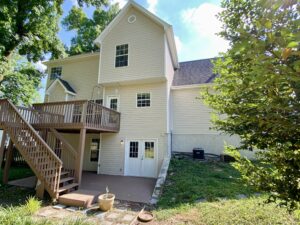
[98,193,115,211]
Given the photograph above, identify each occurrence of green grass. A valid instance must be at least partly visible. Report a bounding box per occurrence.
[0,166,34,184]
[0,166,35,207]
[155,158,300,224]
[158,158,255,208]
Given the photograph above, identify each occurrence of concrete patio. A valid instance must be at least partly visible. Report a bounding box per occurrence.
[8,172,156,203]
[80,172,156,203]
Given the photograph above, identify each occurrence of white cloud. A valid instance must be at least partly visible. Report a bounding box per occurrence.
[70,0,79,7]
[34,61,47,73]
[111,0,127,8]
[174,35,182,54]
[180,3,229,60]
[147,0,158,14]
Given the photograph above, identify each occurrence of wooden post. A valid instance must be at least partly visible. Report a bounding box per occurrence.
[36,179,45,199]
[3,140,13,184]
[74,128,86,185]
[0,131,7,170]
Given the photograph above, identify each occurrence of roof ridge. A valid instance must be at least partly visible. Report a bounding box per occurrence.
[179,57,219,64]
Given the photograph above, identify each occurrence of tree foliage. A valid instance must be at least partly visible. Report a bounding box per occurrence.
[203,0,300,210]
[0,0,107,104]
[62,2,119,55]
[0,54,44,106]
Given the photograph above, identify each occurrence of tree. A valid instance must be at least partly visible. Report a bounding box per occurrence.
[62,3,119,55]
[203,0,300,210]
[0,54,44,106]
[0,0,108,104]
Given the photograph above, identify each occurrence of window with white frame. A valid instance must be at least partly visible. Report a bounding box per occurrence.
[50,67,62,80]
[115,44,128,67]
[137,93,151,107]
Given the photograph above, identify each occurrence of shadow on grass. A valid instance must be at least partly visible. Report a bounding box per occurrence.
[0,166,36,207]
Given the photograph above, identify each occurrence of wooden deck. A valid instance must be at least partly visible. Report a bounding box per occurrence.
[18,100,120,132]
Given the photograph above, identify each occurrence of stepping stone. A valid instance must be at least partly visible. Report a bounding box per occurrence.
[195,198,207,203]
[38,209,56,217]
[101,222,113,225]
[107,212,121,219]
[66,206,79,212]
[122,214,135,222]
[53,204,67,209]
[95,211,107,220]
[236,194,247,199]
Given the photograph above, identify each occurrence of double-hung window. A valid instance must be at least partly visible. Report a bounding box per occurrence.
[115,44,128,67]
[50,67,62,80]
[137,93,151,107]
[90,139,100,162]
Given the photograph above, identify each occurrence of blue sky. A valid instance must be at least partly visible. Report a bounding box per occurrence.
[38,0,227,98]
[60,0,227,61]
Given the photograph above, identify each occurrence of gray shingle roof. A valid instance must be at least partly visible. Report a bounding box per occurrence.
[58,78,76,94]
[172,58,218,86]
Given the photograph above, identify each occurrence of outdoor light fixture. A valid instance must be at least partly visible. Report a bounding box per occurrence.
[120,140,124,145]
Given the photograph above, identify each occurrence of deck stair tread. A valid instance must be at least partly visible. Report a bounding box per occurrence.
[58,183,79,193]
[60,177,75,183]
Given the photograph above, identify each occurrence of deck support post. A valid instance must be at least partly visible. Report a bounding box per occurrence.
[74,128,86,185]
[0,131,7,169]
[36,179,45,199]
[3,140,14,184]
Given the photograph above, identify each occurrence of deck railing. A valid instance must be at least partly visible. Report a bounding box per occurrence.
[32,100,120,132]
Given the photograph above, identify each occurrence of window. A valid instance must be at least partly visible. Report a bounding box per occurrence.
[144,141,154,159]
[50,67,62,80]
[115,44,128,67]
[137,93,151,107]
[90,139,100,162]
[108,97,118,111]
[129,141,138,158]
[95,99,103,105]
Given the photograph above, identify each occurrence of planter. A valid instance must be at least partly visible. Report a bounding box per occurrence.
[98,193,115,211]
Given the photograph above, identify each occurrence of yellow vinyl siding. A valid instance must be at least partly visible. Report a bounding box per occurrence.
[99,7,165,84]
[99,82,168,176]
[171,87,243,155]
[47,84,66,102]
[46,55,100,101]
[60,133,101,172]
[172,88,216,134]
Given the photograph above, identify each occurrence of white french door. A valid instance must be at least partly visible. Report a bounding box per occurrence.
[125,139,157,178]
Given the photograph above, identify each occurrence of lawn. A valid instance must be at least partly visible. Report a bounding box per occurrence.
[0,166,35,206]
[155,158,300,224]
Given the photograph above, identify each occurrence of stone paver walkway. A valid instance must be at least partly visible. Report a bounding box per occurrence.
[35,200,145,225]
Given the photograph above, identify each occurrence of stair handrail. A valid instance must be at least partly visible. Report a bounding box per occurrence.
[0,99,63,196]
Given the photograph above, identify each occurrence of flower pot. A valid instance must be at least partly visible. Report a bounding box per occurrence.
[98,193,115,211]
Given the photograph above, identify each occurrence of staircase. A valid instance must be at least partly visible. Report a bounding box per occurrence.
[0,99,78,199]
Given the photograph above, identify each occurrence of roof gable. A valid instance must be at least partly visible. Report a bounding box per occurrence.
[94,0,179,68]
[46,78,76,95]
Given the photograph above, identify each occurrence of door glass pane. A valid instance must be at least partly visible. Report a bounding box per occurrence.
[145,142,154,159]
[129,141,138,158]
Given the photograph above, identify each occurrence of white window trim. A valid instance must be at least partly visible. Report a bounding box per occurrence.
[114,43,130,68]
[106,95,120,111]
[136,92,151,108]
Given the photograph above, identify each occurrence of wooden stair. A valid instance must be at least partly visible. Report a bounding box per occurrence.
[0,99,78,199]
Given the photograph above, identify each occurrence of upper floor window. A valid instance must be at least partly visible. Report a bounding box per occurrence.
[115,44,128,67]
[137,93,151,107]
[50,67,62,80]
